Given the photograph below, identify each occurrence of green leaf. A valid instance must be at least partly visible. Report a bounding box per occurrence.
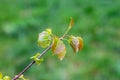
[0,72,3,79]
[30,53,44,65]
[38,29,52,48]
[52,37,66,60]
[3,76,11,80]
[0,72,11,80]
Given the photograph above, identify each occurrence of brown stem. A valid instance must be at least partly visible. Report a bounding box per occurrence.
[12,44,52,80]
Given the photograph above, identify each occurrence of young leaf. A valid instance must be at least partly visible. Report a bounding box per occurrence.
[52,37,66,60]
[0,72,3,79]
[52,37,65,54]
[61,18,74,39]
[0,72,11,80]
[19,75,28,80]
[69,35,83,53]
[30,53,44,65]
[3,76,11,80]
[38,29,52,48]
[68,17,74,29]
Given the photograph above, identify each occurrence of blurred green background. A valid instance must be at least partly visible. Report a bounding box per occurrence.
[0,0,120,80]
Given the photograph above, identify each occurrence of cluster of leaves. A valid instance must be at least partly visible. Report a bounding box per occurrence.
[30,53,44,65]
[0,72,10,80]
[0,18,83,80]
[0,72,28,80]
[36,18,83,61]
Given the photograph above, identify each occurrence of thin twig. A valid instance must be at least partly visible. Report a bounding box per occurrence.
[12,22,71,80]
[12,44,52,80]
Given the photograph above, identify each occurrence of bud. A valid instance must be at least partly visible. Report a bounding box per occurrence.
[69,35,83,53]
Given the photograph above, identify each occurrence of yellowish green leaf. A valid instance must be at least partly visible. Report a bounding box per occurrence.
[30,53,40,59]
[52,37,66,60]
[0,72,3,79]
[3,76,11,80]
[30,53,44,65]
[52,37,66,54]
[19,75,28,80]
[38,30,52,48]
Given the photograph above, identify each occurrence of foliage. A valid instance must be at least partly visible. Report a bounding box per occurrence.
[30,53,44,65]
[0,17,83,79]
[0,72,28,80]
[0,0,120,80]
[0,72,11,80]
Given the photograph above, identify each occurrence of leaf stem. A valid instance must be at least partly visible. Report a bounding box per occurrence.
[60,18,74,39]
[12,44,52,80]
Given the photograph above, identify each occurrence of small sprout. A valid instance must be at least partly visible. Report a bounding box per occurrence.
[68,17,74,29]
[38,29,52,48]
[19,75,28,80]
[0,72,3,79]
[52,37,66,60]
[61,17,74,39]
[69,35,83,53]
[31,53,44,65]
[3,76,11,80]
[0,72,11,80]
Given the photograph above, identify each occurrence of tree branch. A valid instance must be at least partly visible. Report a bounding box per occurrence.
[12,44,52,80]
